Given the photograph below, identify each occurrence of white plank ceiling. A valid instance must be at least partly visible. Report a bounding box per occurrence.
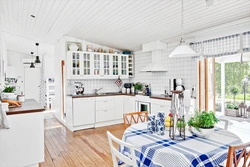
[0,0,250,54]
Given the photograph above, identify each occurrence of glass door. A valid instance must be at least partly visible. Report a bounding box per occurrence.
[71,52,80,76]
[103,54,110,76]
[112,55,119,76]
[93,53,101,76]
[82,53,91,76]
[121,55,128,76]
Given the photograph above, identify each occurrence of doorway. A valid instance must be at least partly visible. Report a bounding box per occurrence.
[24,67,41,103]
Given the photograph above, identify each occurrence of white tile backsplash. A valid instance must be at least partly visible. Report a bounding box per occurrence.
[130,43,197,95]
[67,79,129,95]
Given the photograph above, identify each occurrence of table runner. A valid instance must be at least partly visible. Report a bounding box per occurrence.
[121,123,242,167]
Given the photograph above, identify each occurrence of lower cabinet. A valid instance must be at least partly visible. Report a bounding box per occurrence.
[123,96,135,114]
[73,98,95,126]
[95,96,114,122]
[151,99,171,116]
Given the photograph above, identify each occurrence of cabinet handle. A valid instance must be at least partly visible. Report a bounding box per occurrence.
[160,106,164,107]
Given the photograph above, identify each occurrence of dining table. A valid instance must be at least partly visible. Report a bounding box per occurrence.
[120,123,242,167]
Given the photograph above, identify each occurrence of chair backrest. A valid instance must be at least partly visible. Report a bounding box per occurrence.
[226,142,250,167]
[107,131,137,167]
[218,118,229,130]
[123,111,148,128]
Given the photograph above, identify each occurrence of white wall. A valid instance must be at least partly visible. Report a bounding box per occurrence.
[0,31,7,87]
[131,42,197,95]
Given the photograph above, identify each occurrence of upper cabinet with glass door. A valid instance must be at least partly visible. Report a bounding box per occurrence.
[102,54,111,77]
[67,51,129,79]
[68,51,81,77]
[120,54,128,78]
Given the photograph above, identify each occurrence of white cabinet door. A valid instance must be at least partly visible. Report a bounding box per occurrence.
[120,54,128,78]
[68,51,81,77]
[102,54,112,77]
[123,96,135,114]
[95,97,115,122]
[73,98,95,126]
[151,99,171,116]
[114,96,124,119]
[111,54,119,76]
[151,104,169,115]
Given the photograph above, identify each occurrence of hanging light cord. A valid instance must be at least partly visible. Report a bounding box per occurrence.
[181,0,184,43]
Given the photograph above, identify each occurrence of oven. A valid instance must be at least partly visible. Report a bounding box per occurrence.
[135,95,151,114]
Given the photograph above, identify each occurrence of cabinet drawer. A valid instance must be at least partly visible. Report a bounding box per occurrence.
[151,99,171,106]
[95,96,114,101]
[73,98,95,103]
[96,109,114,122]
[96,100,114,110]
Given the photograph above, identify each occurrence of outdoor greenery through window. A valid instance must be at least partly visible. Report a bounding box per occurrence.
[216,61,250,111]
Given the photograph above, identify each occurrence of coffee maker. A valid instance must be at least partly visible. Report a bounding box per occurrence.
[74,82,84,95]
[169,79,185,92]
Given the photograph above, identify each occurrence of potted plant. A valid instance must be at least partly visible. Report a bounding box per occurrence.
[188,111,219,138]
[225,102,239,117]
[229,85,239,104]
[134,82,142,94]
[1,86,17,100]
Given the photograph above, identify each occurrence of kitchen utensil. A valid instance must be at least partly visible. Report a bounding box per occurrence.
[126,88,130,94]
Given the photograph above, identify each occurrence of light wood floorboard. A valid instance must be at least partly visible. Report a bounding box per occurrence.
[40,118,125,167]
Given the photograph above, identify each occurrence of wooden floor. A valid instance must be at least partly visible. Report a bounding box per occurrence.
[40,118,125,167]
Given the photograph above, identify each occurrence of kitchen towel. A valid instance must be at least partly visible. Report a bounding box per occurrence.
[115,76,123,87]
[0,103,10,129]
[147,114,156,134]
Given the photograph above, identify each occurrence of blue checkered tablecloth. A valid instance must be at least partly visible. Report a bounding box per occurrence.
[120,123,242,167]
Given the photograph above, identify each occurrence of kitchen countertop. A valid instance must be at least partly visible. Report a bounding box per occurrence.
[6,99,45,115]
[68,92,172,101]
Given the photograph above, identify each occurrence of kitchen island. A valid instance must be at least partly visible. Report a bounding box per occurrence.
[0,99,45,167]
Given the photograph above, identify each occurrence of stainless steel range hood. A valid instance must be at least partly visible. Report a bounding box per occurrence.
[140,40,167,72]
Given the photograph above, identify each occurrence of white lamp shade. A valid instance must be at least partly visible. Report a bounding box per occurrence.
[169,43,196,58]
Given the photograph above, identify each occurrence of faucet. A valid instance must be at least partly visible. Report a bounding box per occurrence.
[94,87,103,94]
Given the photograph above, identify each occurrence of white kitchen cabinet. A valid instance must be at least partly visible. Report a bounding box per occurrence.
[73,98,95,127]
[95,96,114,123]
[67,51,129,79]
[151,99,171,116]
[120,54,128,78]
[114,96,124,119]
[123,96,135,114]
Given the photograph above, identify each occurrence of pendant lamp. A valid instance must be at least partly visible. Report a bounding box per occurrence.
[34,43,41,63]
[30,52,35,68]
[169,0,196,58]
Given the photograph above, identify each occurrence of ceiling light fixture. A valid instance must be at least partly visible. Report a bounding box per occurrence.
[169,0,196,58]
[34,43,41,63]
[30,52,35,68]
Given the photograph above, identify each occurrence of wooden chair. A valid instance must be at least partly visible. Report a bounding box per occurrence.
[107,131,137,167]
[226,142,250,167]
[123,111,148,128]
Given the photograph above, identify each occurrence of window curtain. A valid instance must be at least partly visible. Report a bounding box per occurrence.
[39,55,45,107]
[203,34,240,58]
[243,31,250,52]
[190,31,250,58]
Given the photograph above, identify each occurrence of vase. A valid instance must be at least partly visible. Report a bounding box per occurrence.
[189,126,214,138]
[69,43,79,51]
